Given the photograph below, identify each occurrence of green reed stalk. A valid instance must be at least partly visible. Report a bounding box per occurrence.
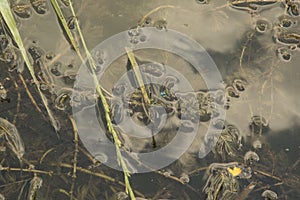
[50,0,136,199]
[0,0,59,131]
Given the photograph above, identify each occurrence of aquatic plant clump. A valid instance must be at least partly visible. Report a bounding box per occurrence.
[0,117,25,160]
[203,162,252,200]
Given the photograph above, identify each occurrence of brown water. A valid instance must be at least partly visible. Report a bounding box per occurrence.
[0,0,299,199]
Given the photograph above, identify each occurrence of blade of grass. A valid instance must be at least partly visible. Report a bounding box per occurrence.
[50,1,136,199]
[0,0,59,131]
[68,2,136,198]
[125,47,150,106]
[50,0,111,97]
[50,0,81,56]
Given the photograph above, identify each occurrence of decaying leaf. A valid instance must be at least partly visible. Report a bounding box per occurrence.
[0,117,25,160]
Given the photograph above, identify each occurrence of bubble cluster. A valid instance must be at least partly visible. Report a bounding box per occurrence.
[252,139,262,149]
[91,50,105,70]
[233,1,300,63]
[139,63,165,78]
[154,19,167,30]
[11,0,48,19]
[277,47,292,62]
[67,16,76,30]
[115,191,128,200]
[0,35,23,71]
[278,15,297,29]
[244,151,259,165]
[179,173,190,184]
[72,27,224,173]
[138,17,170,35]
[0,82,8,102]
[255,19,270,33]
[54,91,71,111]
[60,0,70,7]
[128,28,142,45]
[188,89,226,123]
[226,78,246,98]
[50,62,62,77]
[275,32,300,46]
[12,4,32,19]
[262,190,278,200]
[63,70,77,85]
[28,45,44,62]
[30,0,48,15]
[271,8,300,62]
[225,78,246,109]
[229,0,277,13]
[196,0,209,4]
[286,1,299,17]
[249,115,269,135]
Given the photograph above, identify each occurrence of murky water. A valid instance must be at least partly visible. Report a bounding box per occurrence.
[0,0,299,199]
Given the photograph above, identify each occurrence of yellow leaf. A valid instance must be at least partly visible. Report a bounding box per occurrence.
[227,166,242,177]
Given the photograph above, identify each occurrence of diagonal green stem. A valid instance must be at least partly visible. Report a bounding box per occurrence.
[125,47,151,106]
[50,0,136,199]
[0,0,59,131]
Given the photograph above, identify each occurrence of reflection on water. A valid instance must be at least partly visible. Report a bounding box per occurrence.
[0,0,299,199]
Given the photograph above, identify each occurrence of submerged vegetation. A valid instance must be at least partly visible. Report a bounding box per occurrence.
[0,0,299,199]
